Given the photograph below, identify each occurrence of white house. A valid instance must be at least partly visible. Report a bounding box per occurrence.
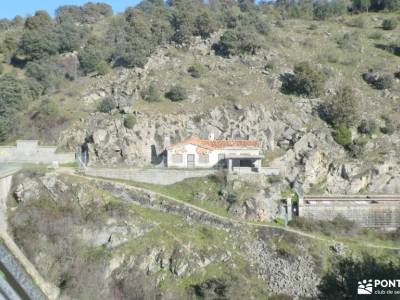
[166,136,264,173]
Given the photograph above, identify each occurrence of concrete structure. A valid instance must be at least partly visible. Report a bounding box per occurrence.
[0,165,19,231]
[299,195,400,229]
[167,136,265,173]
[0,140,75,164]
[0,242,48,300]
[84,167,216,185]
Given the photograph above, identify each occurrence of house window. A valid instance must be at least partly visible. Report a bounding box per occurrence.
[198,154,209,164]
[172,154,183,163]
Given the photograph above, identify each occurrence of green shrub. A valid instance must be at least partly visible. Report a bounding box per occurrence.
[289,215,357,237]
[349,16,366,28]
[25,59,64,94]
[368,31,382,40]
[213,26,263,57]
[380,116,395,135]
[79,48,103,75]
[0,74,30,114]
[39,99,59,117]
[282,62,326,97]
[337,32,360,50]
[98,96,115,113]
[358,119,377,135]
[141,84,161,102]
[326,86,359,126]
[95,61,110,76]
[373,75,393,90]
[124,114,136,129]
[349,136,368,158]
[319,255,400,299]
[36,99,62,128]
[308,23,318,30]
[18,28,60,61]
[165,85,187,101]
[0,64,3,75]
[313,0,346,21]
[273,218,286,226]
[0,119,9,142]
[188,64,205,78]
[382,19,397,30]
[334,123,352,147]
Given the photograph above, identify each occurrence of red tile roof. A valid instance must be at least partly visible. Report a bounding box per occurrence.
[169,137,261,150]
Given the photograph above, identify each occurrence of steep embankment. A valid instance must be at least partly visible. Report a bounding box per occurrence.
[6,171,400,299]
[7,171,323,299]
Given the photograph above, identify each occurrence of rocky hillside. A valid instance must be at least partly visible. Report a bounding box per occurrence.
[60,15,400,196]
[7,170,400,299]
[0,2,399,197]
[1,2,400,299]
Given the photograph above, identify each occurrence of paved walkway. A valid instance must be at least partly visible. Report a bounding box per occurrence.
[60,169,400,251]
[84,167,216,185]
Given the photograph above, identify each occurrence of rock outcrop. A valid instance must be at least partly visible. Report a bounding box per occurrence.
[60,100,400,194]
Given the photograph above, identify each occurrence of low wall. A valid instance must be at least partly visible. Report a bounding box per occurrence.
[84,168,216,185]
[299,195,400,229]
[0,175,13,232]
[0,241,47,300]
[0,140,75,164]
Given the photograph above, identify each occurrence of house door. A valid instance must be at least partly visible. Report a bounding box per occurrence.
[187,154,195,168]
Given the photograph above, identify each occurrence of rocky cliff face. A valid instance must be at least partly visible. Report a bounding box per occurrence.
[59,98,400,195]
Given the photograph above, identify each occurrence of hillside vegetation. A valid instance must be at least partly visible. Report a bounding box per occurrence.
[0,0,399,144]
[7,171,400,299]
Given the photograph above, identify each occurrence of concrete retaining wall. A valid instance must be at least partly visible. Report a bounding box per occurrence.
[84,168,216,185]
[299,195,400,229]
[0,140,75,164]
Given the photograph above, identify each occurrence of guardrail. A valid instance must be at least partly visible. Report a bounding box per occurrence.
[0,240,48,300]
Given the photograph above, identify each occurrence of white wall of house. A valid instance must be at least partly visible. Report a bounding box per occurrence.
[167,143,261,169]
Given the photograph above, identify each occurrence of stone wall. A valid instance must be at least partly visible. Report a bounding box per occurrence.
[299,196,400,229]
[0,140,75,164]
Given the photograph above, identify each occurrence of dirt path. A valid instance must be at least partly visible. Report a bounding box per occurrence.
[58,168,400,251]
